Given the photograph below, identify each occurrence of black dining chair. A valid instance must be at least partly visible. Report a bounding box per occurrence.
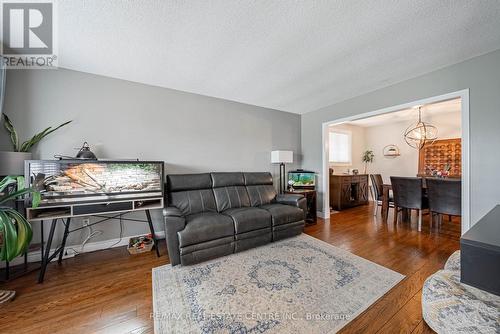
[390,176,428,231]
[426,178,461,228]
[370,174,394,216]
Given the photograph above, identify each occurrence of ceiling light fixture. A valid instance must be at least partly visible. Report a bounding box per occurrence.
[403,106,438,150]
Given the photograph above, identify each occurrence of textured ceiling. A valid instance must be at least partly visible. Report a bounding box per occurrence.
[58,1,500,114]
[344,98,461,127]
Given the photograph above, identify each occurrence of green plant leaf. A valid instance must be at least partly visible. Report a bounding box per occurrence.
[0,187,34,205]
[31,191,41,208]
[0,176,35,261]
[0,219,6,261]
[5,209,32,256]
[19,120,72,152]
[2,113,19,151]
[0,176,17,193]
[0,219,5,260]
[16,176,25,191]
[0,211,18,261]
[19,126,51,152]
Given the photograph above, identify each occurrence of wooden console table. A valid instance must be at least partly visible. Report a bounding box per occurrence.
[329,174,369,211]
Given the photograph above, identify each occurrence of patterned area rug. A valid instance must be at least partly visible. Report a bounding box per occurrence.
[152,234,404,333]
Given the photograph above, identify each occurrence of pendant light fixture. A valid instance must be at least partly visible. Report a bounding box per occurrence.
[404,106,438,149]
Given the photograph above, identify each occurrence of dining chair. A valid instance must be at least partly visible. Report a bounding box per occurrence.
[370,174,393,216]
[390,176,428,231]
[426,178,461,228]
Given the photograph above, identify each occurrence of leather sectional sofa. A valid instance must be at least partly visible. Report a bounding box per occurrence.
[164,172,307,266]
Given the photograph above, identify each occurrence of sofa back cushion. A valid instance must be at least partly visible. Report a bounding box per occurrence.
[167,173,217,216]
[211,172,250,212]
[244,172,277,207]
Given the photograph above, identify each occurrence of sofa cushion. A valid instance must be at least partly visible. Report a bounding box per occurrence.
[244,172,273,186]
[223,207,271,234]
[169,189,217,216]
[211,173,251,211]
[178,212,234,247]
[167,173,217,216]
[260,203,304,226]
[167,173,212,192]
[211,172,245,187]
[246,185,276,206]
[244,172,277,207]
[213,186,250,211]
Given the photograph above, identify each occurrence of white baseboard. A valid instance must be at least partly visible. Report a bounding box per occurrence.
[1,231,166,268]
[316,211,328,219]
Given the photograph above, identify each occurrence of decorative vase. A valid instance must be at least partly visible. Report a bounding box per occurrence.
[0,151,32,176]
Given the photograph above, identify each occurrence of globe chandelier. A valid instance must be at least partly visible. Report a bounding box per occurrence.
[404,106,438,149]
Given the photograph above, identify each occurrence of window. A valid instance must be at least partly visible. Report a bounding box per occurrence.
[329,130,352,165]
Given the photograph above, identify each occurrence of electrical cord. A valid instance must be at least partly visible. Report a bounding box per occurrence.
[108,214,124,249]
[66,219,103,256]
[81,219,103,251]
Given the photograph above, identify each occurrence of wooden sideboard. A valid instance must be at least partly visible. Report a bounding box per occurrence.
[329,174,369,211]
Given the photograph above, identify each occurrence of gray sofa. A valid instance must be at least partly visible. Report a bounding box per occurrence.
[164,172,307,266]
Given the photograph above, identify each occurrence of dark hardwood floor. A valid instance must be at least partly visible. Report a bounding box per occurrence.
[0,203,460,333]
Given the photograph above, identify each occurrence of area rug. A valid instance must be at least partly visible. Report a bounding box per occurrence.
[152,234,404,333]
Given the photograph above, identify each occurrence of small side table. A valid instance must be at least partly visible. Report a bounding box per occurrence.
[285,189,317,224]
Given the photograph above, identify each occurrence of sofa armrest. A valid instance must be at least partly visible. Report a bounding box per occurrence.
[163,206,186,266]
[276,194,307,219]
[164,206,183,217]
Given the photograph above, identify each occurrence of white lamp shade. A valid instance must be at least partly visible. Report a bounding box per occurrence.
[271,150,293,164]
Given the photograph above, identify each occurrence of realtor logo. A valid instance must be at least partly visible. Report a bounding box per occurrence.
[1,0,58,68]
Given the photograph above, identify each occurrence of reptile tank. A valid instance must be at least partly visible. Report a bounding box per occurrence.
[24,160,164,220]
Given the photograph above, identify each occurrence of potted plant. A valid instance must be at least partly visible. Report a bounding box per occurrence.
[0,176,40,304]
[362,150,375,174]
[0,114,72,175]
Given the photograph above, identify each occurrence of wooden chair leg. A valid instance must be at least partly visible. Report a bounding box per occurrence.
[418,210,422,232]
[448,215,452,222]
[373,202,378,216]
[430,212,433,230]
[393,206,398,224]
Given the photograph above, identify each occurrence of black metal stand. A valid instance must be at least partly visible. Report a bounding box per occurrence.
[278,163,287,194]
[37,209,160,283]
[145,210,161,257]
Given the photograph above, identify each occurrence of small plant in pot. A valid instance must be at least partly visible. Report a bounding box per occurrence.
[362,150,375,174]
[0,176,40,304]
[0,113,72,175]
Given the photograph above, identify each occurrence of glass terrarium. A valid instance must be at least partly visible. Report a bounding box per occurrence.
[288,171,315,188]
[25,160,164,205]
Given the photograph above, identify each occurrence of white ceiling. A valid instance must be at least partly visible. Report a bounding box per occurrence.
[342,98,461,127]
[57,1,500,114]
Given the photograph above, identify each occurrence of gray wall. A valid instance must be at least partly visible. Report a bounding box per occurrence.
[1,68,301,248]
[302,49,500,225]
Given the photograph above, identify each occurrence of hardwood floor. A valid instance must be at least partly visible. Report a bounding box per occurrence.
[0,203,460,334]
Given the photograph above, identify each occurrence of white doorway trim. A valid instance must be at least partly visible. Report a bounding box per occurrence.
[321,89,471,233]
